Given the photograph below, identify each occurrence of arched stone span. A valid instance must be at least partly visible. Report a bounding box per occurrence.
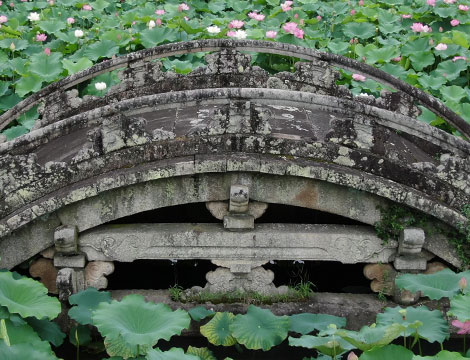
[0,40,469,271]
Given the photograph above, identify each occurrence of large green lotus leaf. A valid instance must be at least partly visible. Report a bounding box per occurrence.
[69,287,112,325]
[200,312,237,346]
[188,306,215,322]
[410,51,435,71]
[26,317,66,347]
[0,271,61,320]
[186,346,217,360]
[289,313,346,335]
[38,20,66,35]
[343,22,377,40]
[440,85,467,103]
[418,74,447,90]
[448,293,470,321]
[28,52,63,83]
[146,348,200,360]
[230,305,290,351]
[376,306,449,343]
[0,306,8,319]
[15,74,43,97]
[93,294,190,347]
[336,323,405,351]
[401,38,431,56]
[104,334,151,359]
[2,125,29,140]
[365,46,400,64]
[140,28,179,48]
[413,350,466,359]
[84,40,119,61]
[288,335,354,357]
[360,344,414,360]
[2,318,42,345]
[0,39,29,51]
[395,269,463,300]
[433,59,468,82]
[0,340,61,360]
[62,58,93,75]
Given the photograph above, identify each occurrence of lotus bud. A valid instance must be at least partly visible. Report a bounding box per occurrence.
[399,309,407,320]
[347,352,359,360]
[9,42,15,51]
[460,277,467,291]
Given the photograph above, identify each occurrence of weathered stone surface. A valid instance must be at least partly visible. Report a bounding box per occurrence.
[363,263,396,295]
[206,201,268,220]
[29,258,58,294]
[54,225,78,255]
[204,266,287,295]
[85,261,114,289]
[56,268,85,301]
[54,254,86,268]
[394,228,427,271]
[78,223,397,264]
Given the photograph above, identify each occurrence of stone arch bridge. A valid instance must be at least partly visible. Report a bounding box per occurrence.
[1,39,469,300]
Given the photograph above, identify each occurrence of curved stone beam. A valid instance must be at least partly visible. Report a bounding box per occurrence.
[1,39,468,137]
[1,89,468,240]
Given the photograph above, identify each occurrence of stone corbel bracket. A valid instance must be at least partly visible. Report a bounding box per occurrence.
[223,184,255,230]
[394,227,427,271]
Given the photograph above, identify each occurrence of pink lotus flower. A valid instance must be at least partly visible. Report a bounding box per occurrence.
[155,9,165,15]
[248,11,265,21]
[82,4,92,10]
[392,56,402,62]
[178,3,189,11]
[67,17,74,24]
[427,0,436,6]
[359,0,364,5]
[281,1,293,11]
[460,277,467,291]
[0,15,7,23]
[452,320,470,334]
[402,14,412,18]
[228,19,244,29]
[44,47,51,55]
[453,56,467,62]
[435,43,448,50]
[410,22,431,32]
[266,30,277,38]
[293,27,304,39]
[350,9,356,15]
[352,73,366,82]
[36,33,47,42]
[227,30,237,37]
[283,21,298,34]
[451,19,460,26]
[459,5,469,11]
[444,0,456,3]
[439,26,444,32]
[316,15,322,21]
[156,18,162,26]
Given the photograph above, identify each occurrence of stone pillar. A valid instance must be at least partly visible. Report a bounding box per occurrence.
[223,185,254,230]
[53,225,86,301]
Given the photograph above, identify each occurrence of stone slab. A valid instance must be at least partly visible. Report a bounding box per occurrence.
[78,223,397,264]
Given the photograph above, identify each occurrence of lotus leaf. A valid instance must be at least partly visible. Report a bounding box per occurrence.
[343,22,377,40]
[104,334,151,359]
[0,341,61,360]
[336,323,405,351]
[189,306,215,322]
[376,306,449,343]
[413,350,467,359]
[28,52,63,82]
[395,269,469,300]
[26,317,66,347]
[146,348,200,360]
[0,271,61,320]
[200,312,237,346]
[448,293,470,321]
[288,334,354,357]
[186,346,217,360]
[230,305,290,351]
[359,344,414,360]
[289,313,346,335]
[69,287,112,325]
[92,295,190,353]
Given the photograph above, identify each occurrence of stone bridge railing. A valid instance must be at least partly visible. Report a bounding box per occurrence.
[0,40,469,300]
